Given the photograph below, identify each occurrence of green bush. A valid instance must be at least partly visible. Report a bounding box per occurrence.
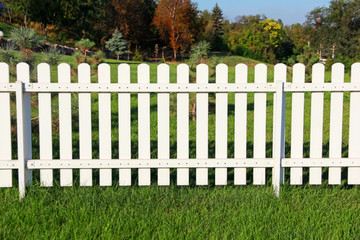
[43,48,61,66]
[132,48,143,62]
[0,42,18,65]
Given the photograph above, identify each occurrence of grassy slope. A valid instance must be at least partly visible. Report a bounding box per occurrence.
[1,53,359,238]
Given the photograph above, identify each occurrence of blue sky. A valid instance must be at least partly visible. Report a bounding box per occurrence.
[194,0,332,25]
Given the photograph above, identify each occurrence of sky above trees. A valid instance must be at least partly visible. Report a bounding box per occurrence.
[194,0,332,25]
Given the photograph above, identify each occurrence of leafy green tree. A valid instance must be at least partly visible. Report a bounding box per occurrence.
[105,29,128,60]
[75,38,95,61]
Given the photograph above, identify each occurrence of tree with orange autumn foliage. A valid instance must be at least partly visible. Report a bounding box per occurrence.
[153,0,194,61]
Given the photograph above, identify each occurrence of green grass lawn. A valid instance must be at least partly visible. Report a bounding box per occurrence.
[2,54,359,238]
[0,184,359,239]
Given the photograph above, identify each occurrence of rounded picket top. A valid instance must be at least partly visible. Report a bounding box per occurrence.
[312,63,325,83]
[157,63,169,84]
[0,62,9,83]
[78,62,91,71]
[235,63,248,83]
[254,63,267,83]
[196,63,208,84]
[58,63,71,83]
[177,63,189,83]
[292,63,305,83]
[16,63,30,83]
[351,62,360,83]
[138,63,150,83]
[216,63,228,73]
[98,63,110,72]
[158,63,169,74]
[118,63,130,83]
[293,63,305,71]
[37,63,51,83]
[274,63,287,83]
[138,63,150,72]
[196,63,208,71]
[98,63,110,83]
[177,63,189,72]
[58,63,71,71]
[216,63,228,83]
[331,62,344,72]
[78,63,91,83]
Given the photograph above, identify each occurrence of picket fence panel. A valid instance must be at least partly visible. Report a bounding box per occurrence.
[2,62,360,197]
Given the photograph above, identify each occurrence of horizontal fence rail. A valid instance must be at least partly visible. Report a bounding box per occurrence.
[1,61,360,198]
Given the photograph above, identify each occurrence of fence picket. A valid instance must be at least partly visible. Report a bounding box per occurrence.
[17,63,32,197]
[157,64,170,186]
[177,64,189,185]
[215,64,228,185]
[38,63,53,186]
[196,64,208,185]
[58,63,73,187]
[0,63,12,187]
[234,64,247,185]
[310,63,325,185]
[98,64,112,186]
[253,64,267,185]
[118,64,131,186]
[78,63,92,186]
[290,63,305,185]
[348,63,360,184]
[329,63,344,185]
[138,64,151,186]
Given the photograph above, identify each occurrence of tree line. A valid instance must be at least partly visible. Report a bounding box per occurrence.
[2,0,360,65]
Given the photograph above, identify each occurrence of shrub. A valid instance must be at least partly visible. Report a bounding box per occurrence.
[132,48,143,62]
[10,27,44,51]
[91,50,105,65]
[75,38,95,60]
[43,48,61,66]
[0,42,18,65]
[189,41,210,69]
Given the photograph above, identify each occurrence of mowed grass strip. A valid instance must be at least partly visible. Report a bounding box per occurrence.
[0,185,359,239]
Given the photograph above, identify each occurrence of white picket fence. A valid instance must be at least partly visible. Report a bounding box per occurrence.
[1,61,360,198]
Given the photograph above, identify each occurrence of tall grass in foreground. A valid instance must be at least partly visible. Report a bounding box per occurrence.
[0,185,359,239]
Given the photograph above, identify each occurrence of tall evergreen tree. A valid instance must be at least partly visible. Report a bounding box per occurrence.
[105,29,128,60]
[211,3,224,50]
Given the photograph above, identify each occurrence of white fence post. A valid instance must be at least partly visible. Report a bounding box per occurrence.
[58,63,73,187]
[177,64,189,185]
[118,64,131,186]
[290,63,305,185]
[253,64,267,185]
[234,63,248,185]
[273,64,286,196]
[78,63,92,186]
[348,63,360,184]
[196,64,209,185]
[215,64,228,185]
[38,63,53,187]
[310,63,325,185]
[157,64,170,186]
[138,63,151,186]
[0,63,12,187]
[329,63,344,184]
[98,63,112,186]
[16,63,32,198]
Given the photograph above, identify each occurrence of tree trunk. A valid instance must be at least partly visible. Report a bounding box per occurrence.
[173,49,177,62]
[24,14,28,27]
[117,55,119,61]
[44,24,48,40]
